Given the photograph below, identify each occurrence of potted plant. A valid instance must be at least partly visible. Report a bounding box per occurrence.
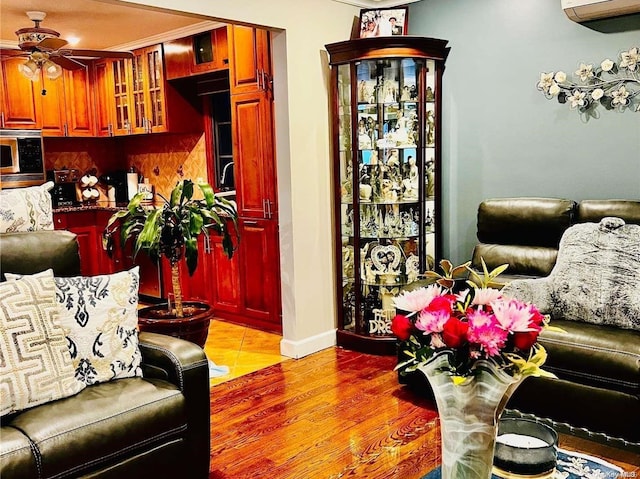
[103,179,239,347]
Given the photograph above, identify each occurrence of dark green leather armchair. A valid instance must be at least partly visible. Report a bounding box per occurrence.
[0,230,211,479]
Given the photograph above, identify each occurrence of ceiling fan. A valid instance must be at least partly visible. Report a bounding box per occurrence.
[7,11,134,79]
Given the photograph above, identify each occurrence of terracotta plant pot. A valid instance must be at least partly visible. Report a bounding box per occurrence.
[138,301,213,348]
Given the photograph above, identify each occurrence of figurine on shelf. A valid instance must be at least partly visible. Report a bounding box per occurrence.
[426,159,435,198]
[426,110,435,146]
[426,86,435,101]
[402,155,419,200]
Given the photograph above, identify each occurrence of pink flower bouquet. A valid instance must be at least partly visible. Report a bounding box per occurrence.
[392,260,555,379]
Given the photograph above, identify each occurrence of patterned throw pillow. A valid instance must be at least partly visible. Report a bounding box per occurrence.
[0,271,85,417]
[0,182,54,233]
[6,267,143,386]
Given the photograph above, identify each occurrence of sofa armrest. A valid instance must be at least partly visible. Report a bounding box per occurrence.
[138,332,210,479]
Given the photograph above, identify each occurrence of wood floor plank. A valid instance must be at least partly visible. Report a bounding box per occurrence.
[208,347,639,479]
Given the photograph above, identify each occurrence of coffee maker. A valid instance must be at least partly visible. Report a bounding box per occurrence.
[99,170,129,205]
[48,169,80,207]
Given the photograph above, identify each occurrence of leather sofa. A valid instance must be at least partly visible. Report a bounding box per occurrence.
[472,198,640,444]
[0,231,211,479]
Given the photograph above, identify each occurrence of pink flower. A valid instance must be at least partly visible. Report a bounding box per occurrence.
[393,284,445,312]
[472,288,502,306]
[415,308,451,334]
[467,320,508,357]
[491,298,536,332]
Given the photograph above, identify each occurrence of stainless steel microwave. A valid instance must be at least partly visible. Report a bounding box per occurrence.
[0,129,46,189]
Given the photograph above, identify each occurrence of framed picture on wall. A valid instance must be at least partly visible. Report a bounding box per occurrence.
[358,7,408,38]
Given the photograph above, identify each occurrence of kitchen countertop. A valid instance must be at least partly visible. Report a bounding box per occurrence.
[53,202,128,213]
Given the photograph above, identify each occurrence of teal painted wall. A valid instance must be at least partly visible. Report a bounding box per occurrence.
[409,0,640,264]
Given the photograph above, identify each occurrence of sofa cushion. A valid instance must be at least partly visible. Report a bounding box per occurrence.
[504,218,640,331]
[476,197,576,247]
[577,199,640,225]
[0,182,54,233]
[0,426,38,479]
[7,268,143,387]
[6,377,186,479]
[472,243,558,278]
[538,319,640,396]
[0,230,81,281]
[0,272,85,417]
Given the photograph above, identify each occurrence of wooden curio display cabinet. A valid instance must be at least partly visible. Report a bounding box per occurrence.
[326,37,450,354]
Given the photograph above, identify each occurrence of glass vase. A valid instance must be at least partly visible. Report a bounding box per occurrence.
[418,351,524,479]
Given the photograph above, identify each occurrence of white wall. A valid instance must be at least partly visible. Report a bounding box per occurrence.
[114,0,360,357]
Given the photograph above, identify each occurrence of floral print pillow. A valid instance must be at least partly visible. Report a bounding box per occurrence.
[7,267,143,386]
[0,182,54,233]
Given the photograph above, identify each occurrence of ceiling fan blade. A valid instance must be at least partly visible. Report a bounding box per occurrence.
[50,55,85,70]
[60,49,134,59]
[38,37,68,51]
[3,50,28,57]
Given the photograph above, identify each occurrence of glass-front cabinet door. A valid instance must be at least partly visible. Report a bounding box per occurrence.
[327,37,450,354]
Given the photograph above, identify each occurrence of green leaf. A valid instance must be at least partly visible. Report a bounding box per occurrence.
[185,237,198,275]
[170,182,183,207]
[198,182,216,207]
[182,180,194,203]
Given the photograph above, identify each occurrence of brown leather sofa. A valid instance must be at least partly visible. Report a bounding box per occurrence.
[472,198,640,445]
[0,231,211,479]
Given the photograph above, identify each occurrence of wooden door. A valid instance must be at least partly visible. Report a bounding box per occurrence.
[70,225,100,276]
[93,60,114,137]
[232,91,276,219]
[238,218,281,332]
[63,66,94,136]
[229,25,271,95]
[0,57,41,129]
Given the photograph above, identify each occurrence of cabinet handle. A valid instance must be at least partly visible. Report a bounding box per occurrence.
[0,112,4,128]
[63,123,68,137]
[265,199,273,219]
[244,220,258,226]
[257,69,262,90]
[108,124,113,136]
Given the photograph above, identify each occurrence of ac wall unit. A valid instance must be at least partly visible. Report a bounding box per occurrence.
[562,0,640,22]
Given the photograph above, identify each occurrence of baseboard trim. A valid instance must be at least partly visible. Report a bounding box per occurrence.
[280,329,337,359]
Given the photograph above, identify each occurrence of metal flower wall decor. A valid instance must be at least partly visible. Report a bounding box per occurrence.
[537,47,639,117]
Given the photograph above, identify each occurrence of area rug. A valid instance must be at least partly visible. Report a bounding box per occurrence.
[420,448,624,479]
[208,360,230,378]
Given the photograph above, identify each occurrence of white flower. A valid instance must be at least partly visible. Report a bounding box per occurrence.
[537,72,555,92]
[568,90,587,109]
[600,59,614,72]
[611,85,630,106]
[554,71,567,83]
[549,83,561,96]
[591,88,604,100]
[620,47,639,72]
[575,63,594,82]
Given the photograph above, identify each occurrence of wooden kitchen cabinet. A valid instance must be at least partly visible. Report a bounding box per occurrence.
[0,56,41,129]
[94,45,201,136]
[53,211,102,276]
[228,25,271,95]
[40,65,94,137]
[232,91,276,219]
[164,27,229,80]
[236,218,281,332]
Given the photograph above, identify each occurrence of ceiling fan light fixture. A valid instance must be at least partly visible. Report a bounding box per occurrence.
[18,59,40,81]
[43,60,62,80]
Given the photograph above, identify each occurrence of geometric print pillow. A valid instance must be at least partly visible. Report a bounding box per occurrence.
[54,267,143,386]
[6,267,143,387]
[0,271,85,417]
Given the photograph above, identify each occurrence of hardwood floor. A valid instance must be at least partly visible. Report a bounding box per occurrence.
[208,347,640,479]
